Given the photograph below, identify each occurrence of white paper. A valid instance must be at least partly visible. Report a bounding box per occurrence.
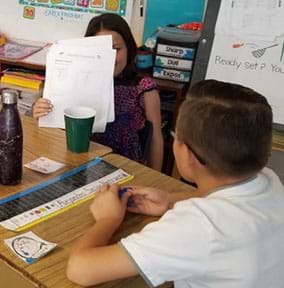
[39,35,115,132]
[215,0,284,41]
[57,35,112,47]
[24,157,65,174]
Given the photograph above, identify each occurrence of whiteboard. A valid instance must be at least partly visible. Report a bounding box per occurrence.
[0,0,134,43]
[205,0,284,126]
[206,35,284,125]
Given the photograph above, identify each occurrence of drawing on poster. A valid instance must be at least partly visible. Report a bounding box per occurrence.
[19,0,128,16]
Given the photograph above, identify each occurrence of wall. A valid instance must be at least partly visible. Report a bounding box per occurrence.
[143,0,205,43]
[0,1,207,46]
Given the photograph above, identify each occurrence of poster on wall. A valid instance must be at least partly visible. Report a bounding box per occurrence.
[206,0,284,125]
[206,35,284,125]
[19,0,129,17]
[0,0,133,42]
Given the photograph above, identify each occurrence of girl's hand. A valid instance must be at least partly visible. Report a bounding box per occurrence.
[33,98,53,119]
[127,186,170,216]
[90,184,131,228]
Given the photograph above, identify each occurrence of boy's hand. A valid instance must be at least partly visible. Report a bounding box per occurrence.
[127,186,170,216]
[33,98,53,119]
[90,184,130,228]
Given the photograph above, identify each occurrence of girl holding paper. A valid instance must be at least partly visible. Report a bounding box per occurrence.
[33,13,164,171]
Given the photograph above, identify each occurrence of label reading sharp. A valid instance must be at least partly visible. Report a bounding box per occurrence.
[157,44,195,59]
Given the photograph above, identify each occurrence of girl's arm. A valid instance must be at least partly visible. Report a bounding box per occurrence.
[144,89,164,171]
[33,98,53,119]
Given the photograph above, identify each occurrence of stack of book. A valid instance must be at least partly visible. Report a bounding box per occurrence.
[0,67,45,90]
[0,82,42,115]
[0,67,44,114]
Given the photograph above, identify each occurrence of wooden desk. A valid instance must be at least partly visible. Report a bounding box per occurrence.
[0,150,198,288]
[0,115,112,196]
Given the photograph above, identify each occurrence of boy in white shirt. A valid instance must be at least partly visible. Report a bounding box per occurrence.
[67,80,284,288]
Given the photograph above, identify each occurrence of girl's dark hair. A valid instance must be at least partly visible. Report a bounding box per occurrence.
[85,13,138,83]
[177,80,273,177]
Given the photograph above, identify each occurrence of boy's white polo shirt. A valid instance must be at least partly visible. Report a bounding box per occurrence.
[120,168,284,288]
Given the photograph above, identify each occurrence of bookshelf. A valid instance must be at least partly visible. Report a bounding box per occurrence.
[0,50,45,115]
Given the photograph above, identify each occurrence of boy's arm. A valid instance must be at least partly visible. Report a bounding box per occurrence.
[66,184,196,286]
[127,186,196,216]
[66,219,138,286]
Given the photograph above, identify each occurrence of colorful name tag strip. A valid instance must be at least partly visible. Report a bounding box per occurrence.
[0,157,133,231]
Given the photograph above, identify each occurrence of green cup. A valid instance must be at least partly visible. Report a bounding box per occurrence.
[64,106,96,153]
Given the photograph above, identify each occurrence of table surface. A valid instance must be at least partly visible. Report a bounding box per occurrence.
[0,153,199,288]
[0,116,199,288]
[0,115,112,197]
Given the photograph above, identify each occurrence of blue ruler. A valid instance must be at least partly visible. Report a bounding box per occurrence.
[0,157,133,231]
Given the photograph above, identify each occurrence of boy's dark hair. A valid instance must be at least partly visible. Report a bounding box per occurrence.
[176,80,272,177]
[85,13,137,82]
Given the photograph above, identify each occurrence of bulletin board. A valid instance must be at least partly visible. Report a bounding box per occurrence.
[18,0,129,17]
[0,0,133,43]
[191,0,284,128]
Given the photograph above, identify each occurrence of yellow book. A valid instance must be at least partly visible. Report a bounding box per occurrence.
[0,75,42,90]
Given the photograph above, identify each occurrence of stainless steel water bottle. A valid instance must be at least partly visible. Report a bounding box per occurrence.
[0,89,23,185]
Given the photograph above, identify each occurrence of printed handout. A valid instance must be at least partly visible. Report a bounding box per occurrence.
[39,35,116,132]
